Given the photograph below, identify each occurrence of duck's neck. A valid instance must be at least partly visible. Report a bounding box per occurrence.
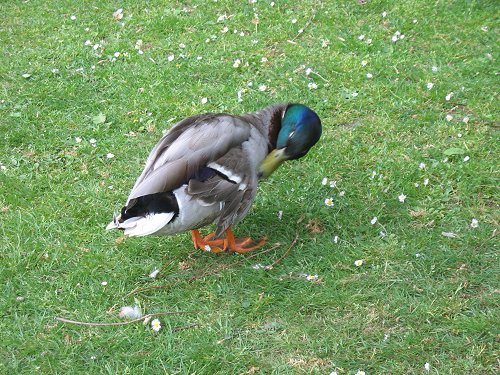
[243,103,288,151]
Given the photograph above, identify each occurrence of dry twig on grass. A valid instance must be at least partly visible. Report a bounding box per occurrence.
[288,10,317,44]
[267,232,299,269]
[55,310,198,327]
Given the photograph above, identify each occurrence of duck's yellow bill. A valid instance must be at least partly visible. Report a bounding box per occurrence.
[258,148,288,179]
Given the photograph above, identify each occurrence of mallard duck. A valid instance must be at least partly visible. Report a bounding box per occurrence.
[106,103,321,253]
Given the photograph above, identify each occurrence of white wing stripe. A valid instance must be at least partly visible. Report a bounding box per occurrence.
[207,162,243,184]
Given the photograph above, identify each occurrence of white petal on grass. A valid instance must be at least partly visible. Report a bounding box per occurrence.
[424,362,431,372]
[306,274,319,281]
[119,305,142,319]
[371,217,378,225]
[354,259,364,267]
[462,116,469,123]
[333,235,339,244]
[329,180,337,188]
[200,97,208,104]
[167,54,175,62]
[398,193,407,203]
[358,34,365,40]
[151,318,161,332]
[135,39,143,50]
[470,218,479,228]
[361,60,368,66]
[321,177,328,185]
[101,281,108,286]
[424,178,429,186]
[445,92,454,101]
[463,155,470,162]
[252,263,267,270]
[70,15,76,20]
[113,9,124,20]
[446,114,453,121]
[432,66,438,72]
[442,231,458,238]
[237,89,244,102]
[233,59,241,68]
[149,268,160,278]
[426,82,434,90]
[305,67,312,76]
[308,82,318,90]
[106,153,115,159]
[419,162,426,169]
[382,11,387,17]
[258,85,267,91]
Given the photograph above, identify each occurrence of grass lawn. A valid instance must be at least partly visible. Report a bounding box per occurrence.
[1,0,498,373]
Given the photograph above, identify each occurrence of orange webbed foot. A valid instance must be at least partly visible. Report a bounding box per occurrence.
[191,230,226,253]
[191,227,266,254]
[225,227,267,254]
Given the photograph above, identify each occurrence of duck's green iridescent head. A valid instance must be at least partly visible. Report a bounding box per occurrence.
[259,104,322,179]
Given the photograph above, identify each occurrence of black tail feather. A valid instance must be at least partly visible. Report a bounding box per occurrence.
[120,192,179,222]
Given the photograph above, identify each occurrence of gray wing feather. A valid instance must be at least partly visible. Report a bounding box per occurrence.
[187,146,260,237]
[127,115,251,203]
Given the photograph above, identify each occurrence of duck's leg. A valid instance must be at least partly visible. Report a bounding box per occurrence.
[191,230,226,253]
[224,226,267,254]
